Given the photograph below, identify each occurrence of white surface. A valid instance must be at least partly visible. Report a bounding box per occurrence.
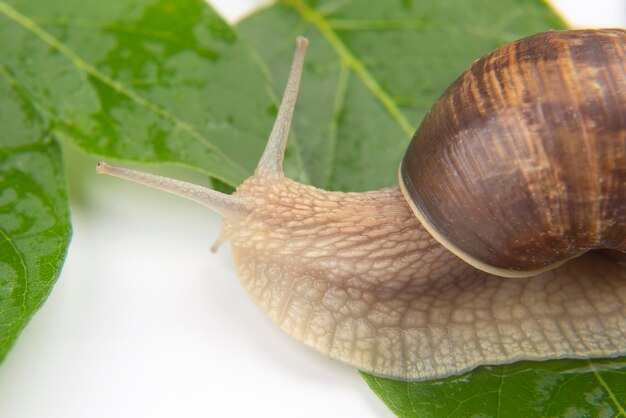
[0,2,623,418]
[550,0,625,27]
[0,169,389,418]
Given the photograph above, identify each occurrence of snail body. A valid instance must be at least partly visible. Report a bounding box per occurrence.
[97,30,626,381]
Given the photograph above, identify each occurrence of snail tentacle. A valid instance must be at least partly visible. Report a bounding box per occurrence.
[95,162,249,216]
[255,36,308,179]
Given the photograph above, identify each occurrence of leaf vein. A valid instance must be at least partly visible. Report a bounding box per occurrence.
[325,62,349,185]
[327,18,428,31]
[0,1,249,181]
[0,226,29,340]
[285,0,414,137]
[588,359,626,416]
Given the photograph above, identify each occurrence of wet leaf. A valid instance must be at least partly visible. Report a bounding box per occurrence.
[361,358,626,418]
[0,0,300,187]
[0,66,71,363]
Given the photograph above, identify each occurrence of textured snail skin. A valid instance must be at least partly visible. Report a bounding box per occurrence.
[221,176,626,380]
[402,29,626,277]
[97,32,626,381]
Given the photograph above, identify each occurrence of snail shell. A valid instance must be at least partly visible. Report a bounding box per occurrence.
[401,29,626,277]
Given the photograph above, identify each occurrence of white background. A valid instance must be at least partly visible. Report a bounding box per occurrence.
[0,1,624,417]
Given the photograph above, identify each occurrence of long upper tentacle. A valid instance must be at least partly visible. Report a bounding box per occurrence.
[255,36,308,178]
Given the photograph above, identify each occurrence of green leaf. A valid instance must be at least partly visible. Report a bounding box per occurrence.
[0,0,301,187]
[238,1,626,416]
[0,66,71,363]
[361,358,626,418]
[238,0,565,190]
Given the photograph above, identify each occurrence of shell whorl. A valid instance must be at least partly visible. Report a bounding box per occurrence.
[401,29,626,277]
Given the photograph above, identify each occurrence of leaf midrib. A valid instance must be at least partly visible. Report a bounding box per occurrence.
[283,0,415,138]
[588,359,626,416]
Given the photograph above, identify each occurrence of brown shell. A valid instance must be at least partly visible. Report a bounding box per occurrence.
[400,29,626,276]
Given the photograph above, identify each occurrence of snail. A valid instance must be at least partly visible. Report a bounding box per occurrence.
[96,29,626,381]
